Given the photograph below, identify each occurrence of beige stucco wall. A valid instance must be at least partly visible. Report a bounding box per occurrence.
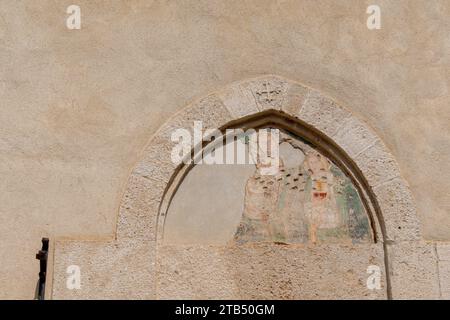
[1,0,449,299]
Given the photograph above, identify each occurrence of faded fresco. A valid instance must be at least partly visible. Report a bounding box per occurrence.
[233,131,371,245]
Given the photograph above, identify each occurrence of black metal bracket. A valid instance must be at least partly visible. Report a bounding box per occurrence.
[35,237,49,300]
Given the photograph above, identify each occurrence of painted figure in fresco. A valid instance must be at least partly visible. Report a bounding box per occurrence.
[232,160,284,244]
[303,151,340,243]
[233,135,371,245]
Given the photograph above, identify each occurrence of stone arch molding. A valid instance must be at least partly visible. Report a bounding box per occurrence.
[119,75,421,244]
[52,75,440,300]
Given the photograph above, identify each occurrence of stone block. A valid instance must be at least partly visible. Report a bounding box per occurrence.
[246,76,289,111]
[52,240,155,299]
[298,89,352,138]
[373,179,421,241]
[355,140,401,188]
[157,243,386,299]
[387,241,440,299]
[217,83,259,118]
[281,82,309,116]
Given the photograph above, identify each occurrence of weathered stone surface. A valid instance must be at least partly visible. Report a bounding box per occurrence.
[438,260,450,299]
[217,83,259,118]
[297,89,352,138]
[134,93,232,176]
[355,140,401,188]
[332,117,380,159]
[437,243,450,299]
[436,243,450,261]
[52,240,155,299]
[133,140,177,185]
[117,174,160,241]
[281,82,310,116]
[247,76,289,111]
[373,179,421,242]
[157,243,386,299]
[387,242,440,299]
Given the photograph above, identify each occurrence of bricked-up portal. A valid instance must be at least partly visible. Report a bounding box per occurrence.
[52,76,427,300]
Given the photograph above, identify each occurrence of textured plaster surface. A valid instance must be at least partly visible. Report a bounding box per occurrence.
[1,0,449,299]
